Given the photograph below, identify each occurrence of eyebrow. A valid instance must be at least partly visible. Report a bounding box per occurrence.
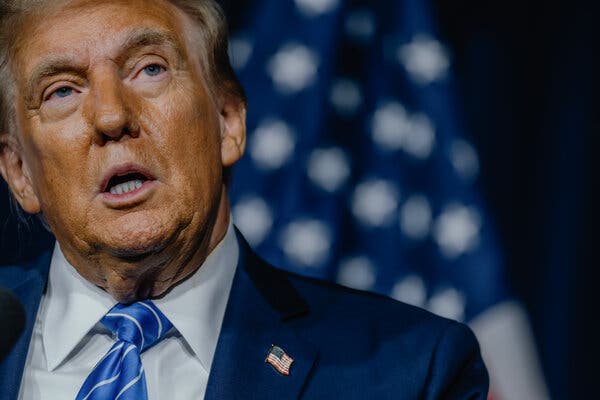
[24,28,185,102]
[115,28,185,66]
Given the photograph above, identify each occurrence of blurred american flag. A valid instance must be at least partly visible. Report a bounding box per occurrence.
[224,0,549,398]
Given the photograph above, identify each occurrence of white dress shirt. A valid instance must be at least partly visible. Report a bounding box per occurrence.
[18,223,239,400]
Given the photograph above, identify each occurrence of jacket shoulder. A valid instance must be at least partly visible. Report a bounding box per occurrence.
[278,267,488,399]
[285,268,454,331]
[0,250,52,289]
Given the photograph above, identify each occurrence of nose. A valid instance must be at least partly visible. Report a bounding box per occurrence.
[88,67,138,143]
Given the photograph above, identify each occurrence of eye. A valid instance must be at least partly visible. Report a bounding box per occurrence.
[142,64,165,77]
[51,86,74,99]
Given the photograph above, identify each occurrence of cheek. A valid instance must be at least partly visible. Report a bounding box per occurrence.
[21,115,92,195]
[148,81,222,179]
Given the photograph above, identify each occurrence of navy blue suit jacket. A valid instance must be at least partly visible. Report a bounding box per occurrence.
[0,233,488,399]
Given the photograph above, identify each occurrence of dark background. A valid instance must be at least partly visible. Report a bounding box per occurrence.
[1,1,596,398]
[433,1,597,398]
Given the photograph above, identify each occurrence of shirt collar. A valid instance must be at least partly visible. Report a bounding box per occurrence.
[43,221,239,372]
[153,222,239,371]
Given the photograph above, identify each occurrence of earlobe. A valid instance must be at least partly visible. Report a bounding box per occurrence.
[219,97,247,167]
[0,133,41,214]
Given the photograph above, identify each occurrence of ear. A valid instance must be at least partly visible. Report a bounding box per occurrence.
[0,133,41,214]
[218,95,246,168]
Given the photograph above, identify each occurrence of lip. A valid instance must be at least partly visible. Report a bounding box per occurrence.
[98,162,158,208]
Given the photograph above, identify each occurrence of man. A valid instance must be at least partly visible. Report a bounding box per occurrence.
[0,0,488,399]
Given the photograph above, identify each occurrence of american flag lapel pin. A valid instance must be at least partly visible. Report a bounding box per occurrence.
[265,344,294,376]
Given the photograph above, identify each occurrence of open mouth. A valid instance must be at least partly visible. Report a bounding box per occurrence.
[99,163,157,202]
[105,172,150,195]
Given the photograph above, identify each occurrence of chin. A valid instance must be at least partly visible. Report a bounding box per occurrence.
[95,210,185,258]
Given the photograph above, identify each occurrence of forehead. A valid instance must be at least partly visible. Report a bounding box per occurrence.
[14,0,188,78]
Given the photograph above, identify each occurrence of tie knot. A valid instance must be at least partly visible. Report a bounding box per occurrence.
[101,300,173,352]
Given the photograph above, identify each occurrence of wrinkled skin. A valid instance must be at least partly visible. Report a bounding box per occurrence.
[0,0,246,302]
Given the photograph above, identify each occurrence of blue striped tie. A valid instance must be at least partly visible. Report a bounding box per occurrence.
[76,301,173,400]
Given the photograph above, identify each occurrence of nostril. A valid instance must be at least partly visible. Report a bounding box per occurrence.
[100,126,138,143]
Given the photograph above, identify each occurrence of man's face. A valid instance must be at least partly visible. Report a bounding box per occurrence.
[1,0,245,301]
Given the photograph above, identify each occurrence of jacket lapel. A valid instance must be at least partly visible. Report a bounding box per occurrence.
[205,232,318,400]
[0,251,51,400]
